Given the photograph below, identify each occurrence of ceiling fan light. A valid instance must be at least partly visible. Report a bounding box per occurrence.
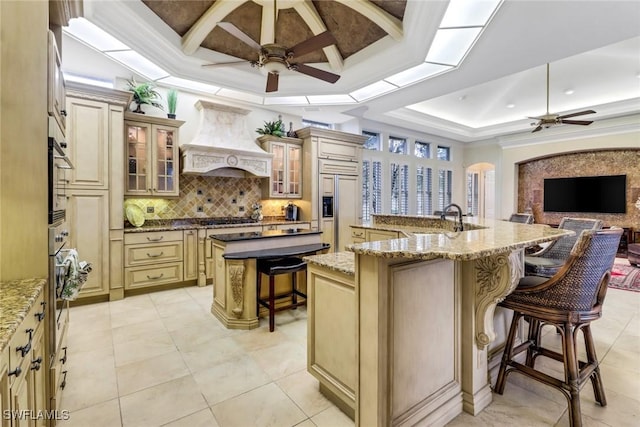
[261,60,288,75]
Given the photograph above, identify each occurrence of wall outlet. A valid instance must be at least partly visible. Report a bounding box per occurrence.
[231,198,237,204]
[196,206,203,212]
[238,206,245,212]
[196,189,203,195]
[146,206,154,213]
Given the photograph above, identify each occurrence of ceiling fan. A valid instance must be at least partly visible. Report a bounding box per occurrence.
[529,63,596,132]
[202,2,340,93]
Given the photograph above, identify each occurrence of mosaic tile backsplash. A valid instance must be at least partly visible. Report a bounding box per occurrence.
[125,175,289,220]
[518,149,640,227]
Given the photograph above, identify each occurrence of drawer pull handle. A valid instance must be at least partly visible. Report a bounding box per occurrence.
[16,328,33,357]
[147,273,164,280]
[31,357,42,371]
[8,366,21,377]
[146,251,164,258]
[147,236,164,242]
[60,371,68,390]
[35,301,46,321]
[60,347,67,364]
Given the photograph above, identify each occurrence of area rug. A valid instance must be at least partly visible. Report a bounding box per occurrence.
[609,263,640,292]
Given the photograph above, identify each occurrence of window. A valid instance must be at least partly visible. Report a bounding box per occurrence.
[436,145,450,161]
[390,162,409,214]
[362,160,382,222]
[417,166,433,215]
[389,136,407,154]
[466,172,479,216]
[362,130,381,151]
[415,141,431,158]
[438,169,453,210]
[301,118,332,129]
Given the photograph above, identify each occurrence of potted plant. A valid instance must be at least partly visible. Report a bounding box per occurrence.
[166,88,178,119]
[126,77,163,114]
[256,119,284,137]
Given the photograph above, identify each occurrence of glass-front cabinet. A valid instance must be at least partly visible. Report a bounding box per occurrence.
[124,113,184,197]
[259,135,303,199]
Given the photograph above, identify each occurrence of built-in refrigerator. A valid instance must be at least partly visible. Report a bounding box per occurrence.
[319,164,360,252]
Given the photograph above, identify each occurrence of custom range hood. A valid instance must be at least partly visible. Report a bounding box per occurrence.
[181,100,272,177]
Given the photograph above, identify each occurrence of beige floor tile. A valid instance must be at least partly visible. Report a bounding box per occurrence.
[211,383,307,427]
[65,344,114,371]
[231,326,291,352]
[180,335,243,373]
[60,355,119,412]
[112,318,168,345]
[110,305,162,329]
[68,302,112,332]
[168,318,236,350]
[192,354,271,406]
[161,408,220,427]
[116,350,191,396]
[155,298,209,318]
[109,294,154,315]
[577,388,640,427]
[602,346,640,374]
[113,329,177,367]
[184,284,213,300]
[161,309,218,332]
[310,406,354,427]
[599,363,640,399]
[59,398,121,427]
[293,420,316,427]
[119,375,208,427]
[149,287,193,306]
[66,327,113,354]
[276,370,332,417]
[249,341,307,381]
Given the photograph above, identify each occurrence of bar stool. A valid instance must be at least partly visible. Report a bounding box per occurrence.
[256,257,308,332]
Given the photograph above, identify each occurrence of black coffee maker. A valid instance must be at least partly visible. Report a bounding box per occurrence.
[285,202,299,221]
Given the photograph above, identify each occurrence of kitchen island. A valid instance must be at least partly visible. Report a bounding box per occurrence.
[209,229,327,329]
[304,215,573,426]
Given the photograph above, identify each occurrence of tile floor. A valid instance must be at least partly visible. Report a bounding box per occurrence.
[59,271,639,427]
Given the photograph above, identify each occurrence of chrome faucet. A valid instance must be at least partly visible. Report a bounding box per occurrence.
[440,203,464,232]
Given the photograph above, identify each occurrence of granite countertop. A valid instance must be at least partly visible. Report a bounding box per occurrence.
[124,218,310,233]
[211,229,322,242]
[304,252,355,276]
[348,216,573,261]
[0,278,46,353]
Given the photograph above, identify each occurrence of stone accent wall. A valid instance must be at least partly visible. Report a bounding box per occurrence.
[518,149,640,227]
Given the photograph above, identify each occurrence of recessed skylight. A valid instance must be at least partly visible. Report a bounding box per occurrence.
[425,27,482,65]
[106,50,169,80]
[65,18,130,51]
[385,63,452,87]
[564,89,575,95]
[216,88,264,105]
[264,96,309,105]
[440,0,503,27]
[307,95,356,105]
[506,103,515,108]
[156,76,220,95]
[350,80,397,102]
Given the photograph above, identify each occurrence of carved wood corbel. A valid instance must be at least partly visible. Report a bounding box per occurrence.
[228,262,245,317]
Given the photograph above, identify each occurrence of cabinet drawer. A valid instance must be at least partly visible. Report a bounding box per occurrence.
[124,241,183,267]
[124,230,183,245]
[125,262,184,289]
[319,159,359,176]
[351,228,365,238]
[7,292,44,385]
[51,323,69,401]
[318,138,358,162]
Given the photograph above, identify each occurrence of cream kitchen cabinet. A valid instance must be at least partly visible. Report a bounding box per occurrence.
[48,31,66,135]
[202,226,262,282]
[183,229,198,281]
[1,346,9,427]
[259,135,303,199]
[125,113,185,197]
[124,230,184,290]
[366,229,399,242]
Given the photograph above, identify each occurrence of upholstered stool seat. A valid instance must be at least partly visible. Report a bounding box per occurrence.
[628,243,640,267]
[256,257,307,332]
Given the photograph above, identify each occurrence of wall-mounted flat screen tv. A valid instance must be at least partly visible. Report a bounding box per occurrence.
[543,175,626,214]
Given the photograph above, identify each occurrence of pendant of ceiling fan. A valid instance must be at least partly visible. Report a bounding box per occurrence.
[529,63,596,133]
[201,1,339,93]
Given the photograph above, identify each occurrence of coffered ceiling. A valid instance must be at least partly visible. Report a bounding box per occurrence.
[68,0,640,142]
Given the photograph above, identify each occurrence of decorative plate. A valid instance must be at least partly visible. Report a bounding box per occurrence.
[126,204,145,227]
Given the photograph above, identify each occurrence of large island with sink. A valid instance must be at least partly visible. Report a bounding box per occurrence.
[304,214,572,426]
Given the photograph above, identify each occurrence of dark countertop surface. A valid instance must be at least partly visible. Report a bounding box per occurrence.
[211,229,322,242]
[224,243,330,260]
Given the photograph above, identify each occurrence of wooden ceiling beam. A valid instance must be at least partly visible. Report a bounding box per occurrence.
[335,0,403,40]
[181,0,248,55]
[293,0,344,72]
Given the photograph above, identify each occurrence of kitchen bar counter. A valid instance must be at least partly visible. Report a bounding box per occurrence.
[0,278,46,352]
[211,229,321,242]
[223,243,330,260]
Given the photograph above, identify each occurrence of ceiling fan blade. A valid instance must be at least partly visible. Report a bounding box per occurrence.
[532,125,543,133]
[557,110,596,119]
[201,61,248,69]
[217,22,262,51]
[265,72,279,93]
[293,63,340,84]
[560,119,593,126]
[288,31,337,58]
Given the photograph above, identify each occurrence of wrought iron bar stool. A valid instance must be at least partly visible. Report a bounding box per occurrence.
[494,228,622,427]
[256,257,308,332]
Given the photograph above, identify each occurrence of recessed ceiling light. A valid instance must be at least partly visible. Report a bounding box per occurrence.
[458,95,466,101]
[506,103,515,108]
[564,89,574,95]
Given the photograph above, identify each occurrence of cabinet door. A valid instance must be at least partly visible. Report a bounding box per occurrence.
[336,175,359,251]
[0,349,9,427]
[151,125,179,197]
[65,98,110,189]
[30,328,46,427]
[269,141,287,197]
[125,121,152,196]
[287,144,302,198]
[48,31,66,134]
[67,190,110,298]
[184,230,198,280]
[10,362,32,427]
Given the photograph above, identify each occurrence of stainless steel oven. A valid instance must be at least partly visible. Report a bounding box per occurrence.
[48,117,72,225]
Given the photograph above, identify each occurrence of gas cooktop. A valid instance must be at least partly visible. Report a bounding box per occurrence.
[199,217,259,226]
